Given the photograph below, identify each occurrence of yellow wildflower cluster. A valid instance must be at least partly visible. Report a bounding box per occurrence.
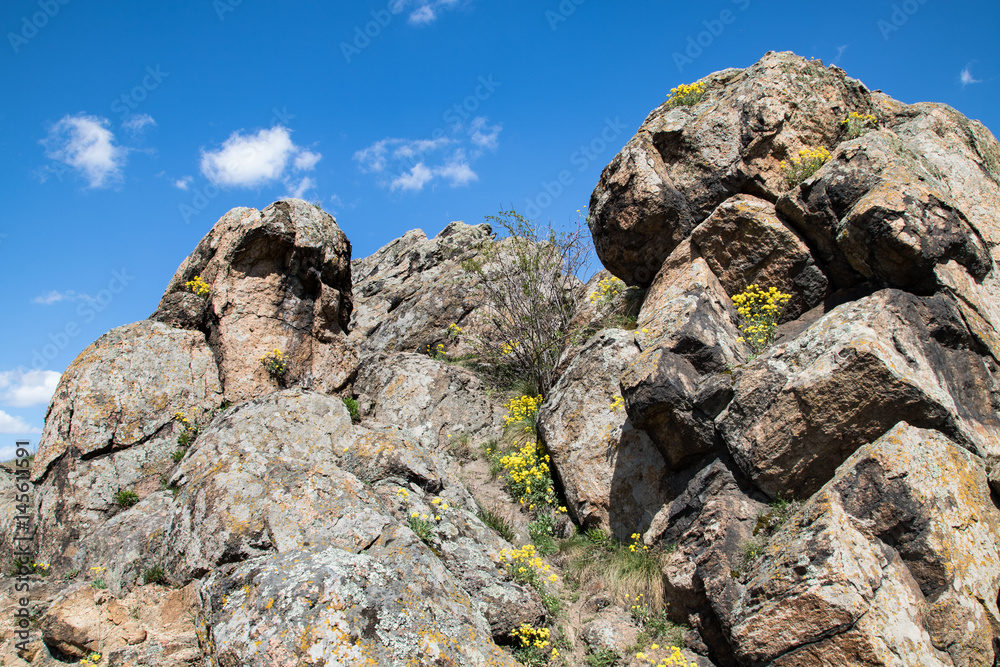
[498,441,557,507]
[425,343,447,360]
[635,645,696,667]
[731,285,791,356]
[260,349,288,377]
[666,81,706,107]
[497,544,557,584]
[628,532,649,553]
[78,653,102,667]
[500,341,519,356]
[610,395,624,411]
[503,394,543,428]
[185,275,210,297]
[589,276,625,308]
[780,146,832,188]
[511,623,550,650]
[447,323,463,338]
[842,111,878,138]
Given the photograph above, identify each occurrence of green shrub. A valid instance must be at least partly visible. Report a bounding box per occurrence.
[476,505,515,543]
[781,146,831,188]
[114,490,139,508]
[461,208,590,395]
[142,565,166,585]
[842,111,878,138]
[342,396,360,423]
[171,449,186,462]
[563,531,671,613]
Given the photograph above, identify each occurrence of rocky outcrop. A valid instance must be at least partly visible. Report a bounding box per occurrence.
[354,352,504,450]
[728,423,1000,667]
[589,51,873,286]
[537,329,672,536]
[153,199,356,401]
[349,221,493,359]
[31,320,222,567]
[718,289,1000,499]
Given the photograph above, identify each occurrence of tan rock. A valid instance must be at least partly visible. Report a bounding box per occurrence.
[590,51,874,285]
[728,423,1000,667]
[153,199,356,402]
[537,329,672,536]
[30,320,222,568]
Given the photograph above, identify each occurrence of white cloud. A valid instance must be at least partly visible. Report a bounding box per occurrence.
[285,176,317,199]
[469,116,502,150]
[354,116,496,193]
[0,411,40,434]
[391,0,464,25]
[961,63,982,87]
[0,370,61,408]
[391,163,434,191]
[42,114,127,188]
[200,126,321,188]
[31,290,94,305]
[174,176,193,190]
[123,113,156,133]
[294,150,322,171]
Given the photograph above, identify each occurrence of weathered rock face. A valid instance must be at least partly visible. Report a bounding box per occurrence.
[349,221,493,359]
[31,320,222,567]
[537,329,672,536]
[728,423,1000,667]
[41,582,202,666]
[354,352,505,450]
[199,532,519,667]
[718,289,1000,499]
[589,51,873,285]
[153,199,356,401]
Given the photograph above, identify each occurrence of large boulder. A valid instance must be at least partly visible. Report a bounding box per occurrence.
[589,51,873,285]
[728,423,1000,666]
[354,352,504,450]
[349,221,493,359]
[537,329,672,536]
[153,199,356,401]
[718,289,1000,499]
[30,320,222,567]
[199,532,519,667]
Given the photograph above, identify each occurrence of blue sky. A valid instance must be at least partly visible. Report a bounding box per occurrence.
[1,0,997,453]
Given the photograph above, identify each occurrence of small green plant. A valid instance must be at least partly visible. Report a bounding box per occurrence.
[89,566,107,590]
[445,431,476,461]
[842,111,878,138]
[477,505,516,543]
[733,495,801,578]
[563,531,670,614]
[585,648,621,667]
[173,411,204,446]
[171,449,186,462]
[407,513,435,544]
[185,275,210,297]
[590,276,626,309]
[731,284,792,357]
[342,396,360,423]
[447,323,463,339]
[781,146,832,188]
[142,565,166,585]
[114,490,139,508]
[64,568,80,580]
[666,81,706,107]
[260,348,288,378]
